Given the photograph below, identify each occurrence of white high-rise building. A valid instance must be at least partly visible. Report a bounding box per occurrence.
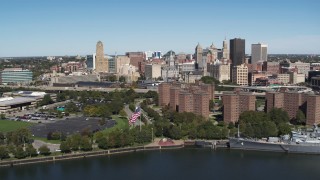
[251,43,268,64]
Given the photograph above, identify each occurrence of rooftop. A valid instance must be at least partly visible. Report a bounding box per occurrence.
[0,97,36,106]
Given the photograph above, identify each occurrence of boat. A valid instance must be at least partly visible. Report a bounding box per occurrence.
[229,125,320,154]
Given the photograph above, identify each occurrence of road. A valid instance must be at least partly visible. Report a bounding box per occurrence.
[0,85,157,93]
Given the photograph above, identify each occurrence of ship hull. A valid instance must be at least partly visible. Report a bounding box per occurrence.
[229,138,320,154]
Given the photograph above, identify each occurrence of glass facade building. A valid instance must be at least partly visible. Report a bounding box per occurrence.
[1,69,33,84]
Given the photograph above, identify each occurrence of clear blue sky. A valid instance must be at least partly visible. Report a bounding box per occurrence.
[0,0,319,57]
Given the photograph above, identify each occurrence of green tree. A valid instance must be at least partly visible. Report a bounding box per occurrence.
[97,137,108,149]
[26,144,38,157]
[65,102,79,113]
[119,109,127,117]
[0,145,10,160]
[295,109,306,125]
[56,93,66,102]
[278,123,292,135]
[119,76,126,83]
[39,94,54,106]
[38,145,51,156]
[14,146,27,159]
[60,141,71,153]
[268,108,289,125]
[80,137,92,151]
[0,113,5,120]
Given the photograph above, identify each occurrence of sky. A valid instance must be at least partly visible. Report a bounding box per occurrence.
[0,0,319,57]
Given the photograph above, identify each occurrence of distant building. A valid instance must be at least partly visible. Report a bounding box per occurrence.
[195,43,203,70]
[289,72,305,84]
[232,64,248,85]
[262,61,279,75]
[222,39,229,59]
[230,38,245,66]
[208,60,231,82]
[251,43,268,64]
[277,74,290,84]
[126,52,145,71]
[86,54,95,70]
[95,41,109,72]
[144,64,162,80]
[1,68,33,85]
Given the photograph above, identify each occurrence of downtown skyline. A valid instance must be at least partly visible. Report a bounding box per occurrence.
[0,0,319,57]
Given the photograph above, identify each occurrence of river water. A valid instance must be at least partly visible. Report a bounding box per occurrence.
[1,148,320,180]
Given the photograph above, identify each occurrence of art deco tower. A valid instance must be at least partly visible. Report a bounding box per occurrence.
[95,41,109,72]
[195,43,203,70]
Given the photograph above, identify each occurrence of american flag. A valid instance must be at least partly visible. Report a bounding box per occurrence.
[129,107,141,124]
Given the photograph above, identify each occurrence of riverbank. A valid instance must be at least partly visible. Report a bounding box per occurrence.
[0,138,230,167]
[0,143,184,167]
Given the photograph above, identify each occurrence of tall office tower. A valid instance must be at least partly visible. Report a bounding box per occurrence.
[95,41,109,72]
[230,38,245,66]
[265,92,284,112]
[158,83,171,107]
[179,91,194,113]
[195,43,203,69]
[306,95,320,125]
[222,39,229,59]
[251,43,268,64]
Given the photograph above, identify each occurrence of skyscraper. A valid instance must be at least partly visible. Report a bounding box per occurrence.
[195,43,203,70]
[251,43,268,64]
[95,41,109,72]
[230,38,245,66]
[222,39,229,59]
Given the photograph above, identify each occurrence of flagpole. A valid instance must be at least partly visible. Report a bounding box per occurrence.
[139,109,141,132]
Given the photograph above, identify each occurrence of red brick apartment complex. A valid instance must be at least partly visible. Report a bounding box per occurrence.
[158,81,214,118]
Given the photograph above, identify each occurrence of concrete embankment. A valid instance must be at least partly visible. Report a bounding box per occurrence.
[0,144,184,168]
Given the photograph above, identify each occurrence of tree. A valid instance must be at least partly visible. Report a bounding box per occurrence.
[0,145,10,160]
[0,113,5,120]
[56,93,66,102]
[119,76,126,83]
[26,144,38,157]
[98,137,108,149]
[278,123,292,135]
[39,94,54,106]
[80,137,92,151]
[65,102,79,113]
[295,109,306,125]
[268,108,289,125]
[38,145,51,156]
[119,109,127,117]
[60,141,71,153]
[14,146,27,159]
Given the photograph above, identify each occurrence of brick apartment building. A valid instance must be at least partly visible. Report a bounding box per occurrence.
[265,91,320,125]
[223,92,256,123]
[158,81,214,118]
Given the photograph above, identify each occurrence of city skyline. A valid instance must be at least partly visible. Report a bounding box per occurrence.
[0,0,319,57]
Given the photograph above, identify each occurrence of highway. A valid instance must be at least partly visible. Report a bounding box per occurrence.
[0,85,157,93]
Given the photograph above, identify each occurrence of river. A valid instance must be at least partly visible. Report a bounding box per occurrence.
[1,148,320,180]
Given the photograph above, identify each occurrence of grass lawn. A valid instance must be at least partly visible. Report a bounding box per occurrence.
[0,120,34,133]
[100,115,129,134]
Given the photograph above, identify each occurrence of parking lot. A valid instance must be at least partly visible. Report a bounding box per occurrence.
[30,117,116,138]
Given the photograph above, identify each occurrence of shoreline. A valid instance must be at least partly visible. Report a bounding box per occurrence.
[0,139,229,167]
[0,144,185,168]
